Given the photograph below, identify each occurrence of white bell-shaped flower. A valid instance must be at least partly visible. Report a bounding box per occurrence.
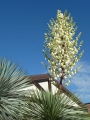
[43,10,84,86]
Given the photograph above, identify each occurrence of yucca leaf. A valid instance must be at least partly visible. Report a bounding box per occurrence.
[26,91,90,120]
[0,58,31,120]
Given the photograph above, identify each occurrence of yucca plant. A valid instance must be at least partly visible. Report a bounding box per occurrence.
[0,58,30,120]
[26,91,90,120]
[42,10,84,86]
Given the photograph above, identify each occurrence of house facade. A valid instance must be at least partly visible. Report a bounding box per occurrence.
[22,73,90,113]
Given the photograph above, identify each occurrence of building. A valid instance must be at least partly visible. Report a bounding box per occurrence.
[22,73,89,113]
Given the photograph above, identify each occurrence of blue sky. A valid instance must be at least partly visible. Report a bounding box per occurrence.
[0,0,90,103]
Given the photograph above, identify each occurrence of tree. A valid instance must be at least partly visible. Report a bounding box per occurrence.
[42,10,84,87]
[26,91,90,120]
[0,58,30,120]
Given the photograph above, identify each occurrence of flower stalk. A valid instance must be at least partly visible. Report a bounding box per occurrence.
[42,10,84,88]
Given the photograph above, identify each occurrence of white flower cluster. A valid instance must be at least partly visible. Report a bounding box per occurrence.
[42,10,84,86]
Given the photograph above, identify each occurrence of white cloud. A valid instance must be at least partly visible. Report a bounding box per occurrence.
[67,61,90,103]
[77,62,90,73]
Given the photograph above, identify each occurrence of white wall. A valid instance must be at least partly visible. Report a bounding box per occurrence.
[20,82,79,107]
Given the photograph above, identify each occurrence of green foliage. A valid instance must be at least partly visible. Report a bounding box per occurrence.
[26,91,90,120]
[0,58,30,120]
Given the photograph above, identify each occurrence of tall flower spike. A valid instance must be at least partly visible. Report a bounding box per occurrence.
[42,10,84,86]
